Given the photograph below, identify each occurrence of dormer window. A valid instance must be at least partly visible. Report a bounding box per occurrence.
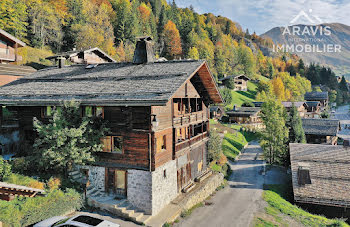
[298,165,311,186]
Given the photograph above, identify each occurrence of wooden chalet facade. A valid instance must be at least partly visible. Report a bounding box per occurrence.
[304,101,322,119]
[46,47,116,65]
[281,102,308,118]
[290,143,350,208]
[304,92,328,110]
[301,119,340,145]
[0,37,223,215]
[209,106,225,119]
[0,28,36,86]
[226,107,262,127]
[219,74,250,91]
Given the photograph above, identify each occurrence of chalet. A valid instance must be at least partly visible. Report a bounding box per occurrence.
[301,119,340,145]
[46,47,116,65]
[0,28,36,86]
[304,92,328,109]
[290,143,350,208]
[219,74,250,91]
[281,102,308,117]
[252,102,264,107]
[304,101,321,119]
[209,106,225,119]
[0,182,45,201]
[0,37,223,215]
[226,107,262,126]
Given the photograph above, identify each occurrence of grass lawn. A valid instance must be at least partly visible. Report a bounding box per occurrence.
[257,184,349,227]
[227,81,258,109]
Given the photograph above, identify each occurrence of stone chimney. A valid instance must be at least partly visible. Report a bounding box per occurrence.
[58,57,65,68]
[133,36,155,64]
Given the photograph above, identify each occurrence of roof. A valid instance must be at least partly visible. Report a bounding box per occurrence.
[226,107,261,117]
[305,101,321,108]
[0,181,45,194]
[218,74,249,82]
[0,29,26,47]
[0,60,223,106]
[302,118,340,136]
[46,47,116,63]
[0,64,36,76]
[304,92,328,101]
[210,106,224,112]
[290,143,350,207]
[281,102,308,108]
[252,102,264,107]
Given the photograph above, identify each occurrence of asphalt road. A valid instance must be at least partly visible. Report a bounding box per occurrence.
[332,105,350,140]
[176,141,266,227]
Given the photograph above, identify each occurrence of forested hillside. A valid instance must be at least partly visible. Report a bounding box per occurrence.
[0,0,346,104]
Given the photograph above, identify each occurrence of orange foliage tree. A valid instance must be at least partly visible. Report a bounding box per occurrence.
[163,20,182,59]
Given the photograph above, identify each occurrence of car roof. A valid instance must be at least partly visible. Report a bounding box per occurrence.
[57,215,119,227]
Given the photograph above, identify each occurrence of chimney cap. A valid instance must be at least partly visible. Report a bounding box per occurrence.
[133,35,155,64]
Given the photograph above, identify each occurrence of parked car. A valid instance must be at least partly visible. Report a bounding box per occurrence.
[33,214,120,227]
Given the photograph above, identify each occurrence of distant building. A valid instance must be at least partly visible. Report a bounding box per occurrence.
[252,102,264,107]
[0,28,36,86]
[209,106,225,119]
[46,47,116,65]
[281,102,308,118]
[219,75,250,91]
[226,107,262,128]
[304,92,328,109]
[301,119,340,145]
[290,143,350,208]
[0,182,45,201]
[304,101,322,118]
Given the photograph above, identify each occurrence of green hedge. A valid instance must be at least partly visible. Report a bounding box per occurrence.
[0,188,83,227]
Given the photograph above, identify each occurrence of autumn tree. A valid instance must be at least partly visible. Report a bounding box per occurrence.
[163,20,182,59]
[0,0,28,39]
[271,77,286,100]
[187,47,199,60]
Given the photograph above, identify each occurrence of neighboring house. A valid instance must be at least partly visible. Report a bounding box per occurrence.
[226,107,262,127]
[301,119,340,145]
[0,29,36,86]
[304,101,322,119]
[252,102,264,107]
[46,47,116,65]
[0,37,223,215]
[219,75,250,91]
[281,102,308,117]
[290,143,350,208]
[0,182,45,201]
[209,106,225,119]
[304,92,328,109]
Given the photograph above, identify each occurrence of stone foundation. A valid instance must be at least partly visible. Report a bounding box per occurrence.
[76,165,105,191]
[127,169,152,214]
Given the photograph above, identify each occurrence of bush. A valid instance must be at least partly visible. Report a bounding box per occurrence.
[47,177,61,191]
[0,156,11,181]
[0,188,83,226]
[220,88,232,105]
[10,157,31,174]
[3,174,45,190]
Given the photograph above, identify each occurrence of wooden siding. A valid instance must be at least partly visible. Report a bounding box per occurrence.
[153,128,173,169]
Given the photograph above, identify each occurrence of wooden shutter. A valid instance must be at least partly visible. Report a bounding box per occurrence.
[101,136,112,152]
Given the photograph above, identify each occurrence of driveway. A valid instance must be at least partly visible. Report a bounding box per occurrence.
[175,141,266,227]
[333,105,350,140]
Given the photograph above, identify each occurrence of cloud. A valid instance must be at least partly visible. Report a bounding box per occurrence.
[175,0,350,34]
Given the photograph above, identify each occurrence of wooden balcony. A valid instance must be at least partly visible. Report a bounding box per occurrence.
[173,111,207,127]
[0,52,22,62]
[175,131,208,152]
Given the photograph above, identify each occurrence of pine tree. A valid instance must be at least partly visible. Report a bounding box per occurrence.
[339,76,348,92]
[287,105,306,143]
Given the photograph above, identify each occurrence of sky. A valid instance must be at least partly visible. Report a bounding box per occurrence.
[175,0,350,35]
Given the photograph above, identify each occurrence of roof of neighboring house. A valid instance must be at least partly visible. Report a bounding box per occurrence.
[0,29,26,47]
[0,181,45,195]
[210,106,224,112]
[218,74,249,82]
[226,107,261,117]
[252,102,264,107]
[0,60,223,106]
[46,47,116,63]
[0,64,36,77]
[304,92,328,101]
[305,101,321,108]
[289,143,350,207]
[282,102,308,108]
[302,118,340,136]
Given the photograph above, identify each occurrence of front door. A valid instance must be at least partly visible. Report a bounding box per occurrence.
[106,168,127,198]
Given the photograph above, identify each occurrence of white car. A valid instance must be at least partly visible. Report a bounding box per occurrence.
[33,214,120,227]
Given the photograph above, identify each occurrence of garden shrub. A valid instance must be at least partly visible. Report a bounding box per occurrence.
[0,156,11,181]
[3,174,45,190]
[0,188,82,227]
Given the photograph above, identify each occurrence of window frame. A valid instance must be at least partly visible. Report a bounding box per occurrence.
[112,136,124,154]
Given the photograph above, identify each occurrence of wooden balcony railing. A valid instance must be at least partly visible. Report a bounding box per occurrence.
[175,131,208,152]
[0,52,22,62]
[173,111,207,127]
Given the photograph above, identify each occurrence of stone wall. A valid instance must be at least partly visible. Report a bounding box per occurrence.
[152,160,178,215]
[127,169,152,214]
[180,173,224,210]
[77,165,105,191]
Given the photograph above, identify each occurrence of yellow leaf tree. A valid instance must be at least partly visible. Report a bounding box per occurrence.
[163,20,182,59]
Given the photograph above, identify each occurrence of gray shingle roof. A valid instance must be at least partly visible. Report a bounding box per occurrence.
[305,101,321,108]
[226,107,261,117]
[290,143,350,207]
[304,92,328,101]
[281,101,307,108]
[0,60,221,106]
[302,119,340,136]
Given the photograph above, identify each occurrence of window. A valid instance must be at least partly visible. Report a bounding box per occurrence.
[164,169,167,178]
[85,106,93,117]
[41,106,55,118]
[82,106,104,118]
[101,136,123,154]
[156,135,166,152]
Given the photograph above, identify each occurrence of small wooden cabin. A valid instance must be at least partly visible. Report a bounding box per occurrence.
[226,107,262,126]
[219,74,250,91]
[304,92,328,109]
[209,106,225,119]
[281,102,308,118]
[0,37,223,215]
[304,101,322,118]
[302,119,340,145]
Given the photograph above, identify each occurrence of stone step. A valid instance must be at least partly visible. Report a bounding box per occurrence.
[114,199,128,207]
[138,214,152,225]
[69,170,80,176]
[90,190,102,197]
[129,211,143,222]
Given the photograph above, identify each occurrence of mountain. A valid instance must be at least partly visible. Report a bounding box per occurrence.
[261,23,350,77]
